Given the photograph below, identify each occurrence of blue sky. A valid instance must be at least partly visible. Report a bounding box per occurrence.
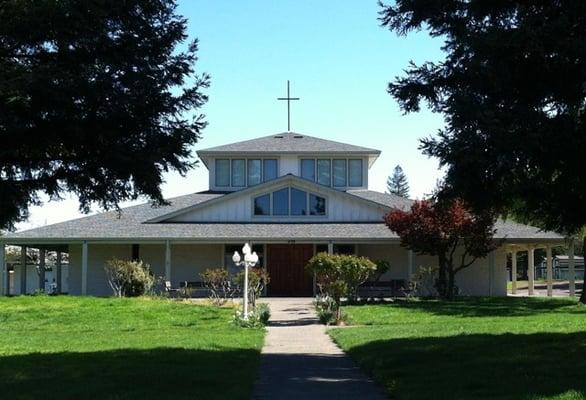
[18,1,446,230]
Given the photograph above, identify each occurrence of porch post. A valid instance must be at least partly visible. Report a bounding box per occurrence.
[81,241,88,295]
[0,243,5,296]
[527,247,535,296]
[56,251,62,294]
[511,249,518,295]
[39,249,46,291]
[568,240,576,297]
[165,240,171,282]
[408,250,414,281]
[20,246,27,295]
[546,246,553,297]
[327,241,333,255]
[488,250,495,296]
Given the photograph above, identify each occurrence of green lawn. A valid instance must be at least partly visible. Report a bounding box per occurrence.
[0,296,264,400]
[329,297,586,400]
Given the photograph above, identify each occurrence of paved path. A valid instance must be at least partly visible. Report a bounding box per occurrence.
[252,298,387,400]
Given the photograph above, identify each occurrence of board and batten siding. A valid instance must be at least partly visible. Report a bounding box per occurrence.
[168,181,387,223]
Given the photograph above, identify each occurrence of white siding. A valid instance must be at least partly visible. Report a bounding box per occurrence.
[169,180,386,223]
[68,243,222,296]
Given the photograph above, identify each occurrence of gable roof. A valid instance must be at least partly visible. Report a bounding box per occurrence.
[197,132,380,157]
[1,187,564,244]
[147,174,392,223]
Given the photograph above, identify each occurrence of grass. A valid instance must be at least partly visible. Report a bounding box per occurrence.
[329,297,586,400]
[0,295,264,400]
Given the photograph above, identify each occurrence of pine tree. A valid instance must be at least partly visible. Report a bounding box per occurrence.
[387,165,410,198]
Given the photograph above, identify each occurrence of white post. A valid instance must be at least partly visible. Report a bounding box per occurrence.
[527,247,535,296]
[568,240,576,297]
[165,240,171,282]
[0,244,5,296]
[511,250,518,295]
[20,246,27,295]
[243,262,249,318]
[408,250,414,281]
[39,249,46,291]
[56,251,63,294]
[81,241,88,295]
[327,242,333,255]
[546,246,553,297]
[488,251,495,296]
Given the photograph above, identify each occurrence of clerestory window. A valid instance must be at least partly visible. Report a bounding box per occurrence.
[253,187,326,217]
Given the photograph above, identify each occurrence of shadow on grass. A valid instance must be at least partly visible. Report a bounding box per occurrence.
[345,332,586,400]
[0,347,259,400]
[350,297,582,318]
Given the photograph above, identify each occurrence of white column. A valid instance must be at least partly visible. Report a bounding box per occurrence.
[81,242,88,295]
[408,250,414,281]
[546,246,553,297]
[20,246,27,295]
[488,250,495,296]
[327,242,333,255]
[0,244,5,296]
[165,240,171,282]
[527,247,535,296]
[511,250,518,295]
[568,240,576,297]
[39,249,46,291]
[56,251,62,294]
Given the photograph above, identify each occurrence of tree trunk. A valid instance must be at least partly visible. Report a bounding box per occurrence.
[435,253,448,298]
[447,268,456,300]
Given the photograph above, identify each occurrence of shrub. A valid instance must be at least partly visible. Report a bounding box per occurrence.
[104,258,155,297]
[234,267,270,308]
[314,295,337,325]
[405,266,438,298]
[200,267,235,305]
[306,252,376,323]
[233,303,271,328]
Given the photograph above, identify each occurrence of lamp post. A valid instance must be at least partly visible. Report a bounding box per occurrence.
[232,243,258,318]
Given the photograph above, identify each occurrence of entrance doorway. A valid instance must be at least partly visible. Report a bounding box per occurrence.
[266,244,314,296]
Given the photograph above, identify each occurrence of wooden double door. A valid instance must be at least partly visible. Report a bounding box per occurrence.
[266,244,314,297]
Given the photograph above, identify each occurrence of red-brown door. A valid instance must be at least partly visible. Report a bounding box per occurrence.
[266,244,314,296]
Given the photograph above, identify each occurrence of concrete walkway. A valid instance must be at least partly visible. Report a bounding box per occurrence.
[252,298,387,400]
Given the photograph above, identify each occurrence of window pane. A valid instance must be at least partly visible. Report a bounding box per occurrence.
[272,188,289,216]
[333,244,355,255]
[309,194,326,215]
[215,159,230,187]
[290,188,307,215]
[348,159,363,187]
[301,159,315,181]
[333,159,347,187]
[254,194,270,215]
[231,159,245,187]
[263,159,278,182]
[247,159,261,186]
[317,159,331,186]
[315,244,328,254]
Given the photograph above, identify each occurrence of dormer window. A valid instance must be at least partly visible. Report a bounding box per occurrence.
[253,187,326,217]
[216,158,278,188]
[300,158,363,188]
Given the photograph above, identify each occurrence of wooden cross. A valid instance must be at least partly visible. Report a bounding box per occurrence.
[277,80,300,132]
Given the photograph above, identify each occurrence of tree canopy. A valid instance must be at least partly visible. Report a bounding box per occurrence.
[385,199,497,299]
[0,0,209,230]
[379,1,586,237]
[387,164,410,198]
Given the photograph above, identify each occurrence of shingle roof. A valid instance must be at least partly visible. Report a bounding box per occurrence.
[196,132,381,155]
[347,190,413,211]
[2,190,563,243]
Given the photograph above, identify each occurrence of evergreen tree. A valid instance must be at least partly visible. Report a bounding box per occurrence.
[387,165,410,198]
[0,0,209,230]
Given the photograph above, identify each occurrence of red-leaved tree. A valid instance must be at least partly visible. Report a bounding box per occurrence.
[384,199,497,299]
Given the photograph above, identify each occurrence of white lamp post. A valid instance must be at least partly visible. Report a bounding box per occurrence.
[232,243,259,318]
